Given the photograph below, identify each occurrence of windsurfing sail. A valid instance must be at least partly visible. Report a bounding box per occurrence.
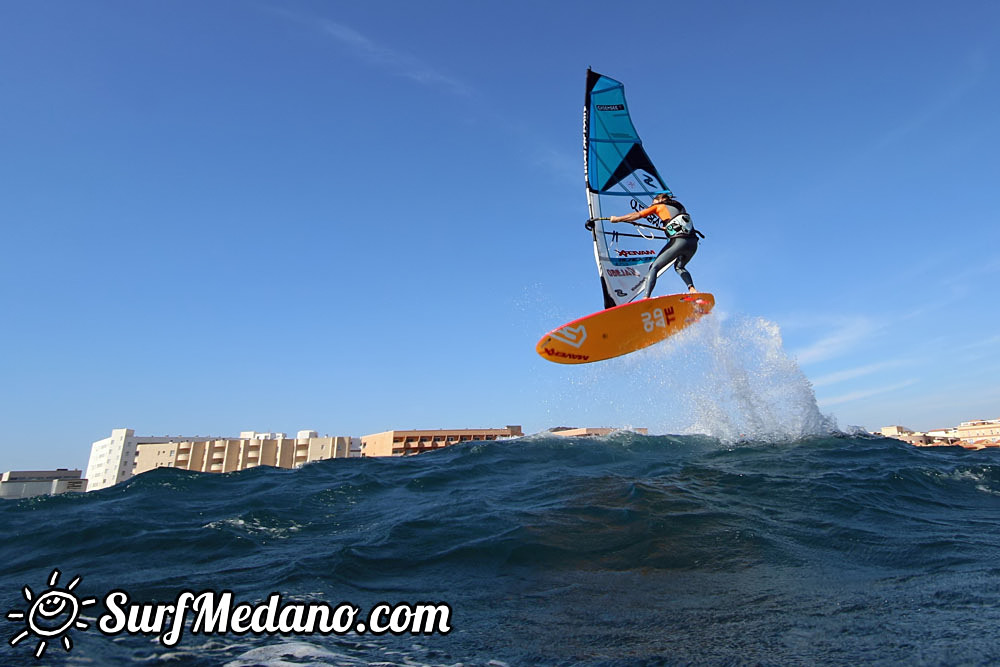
[584,69,673,308]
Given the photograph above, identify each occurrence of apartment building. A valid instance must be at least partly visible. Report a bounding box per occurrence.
[1,469,88,499]
[85,428,219,491]
[361,425,523,457]
[957,419,1000,442]
[134,430,357,475]
[881,420,999,448]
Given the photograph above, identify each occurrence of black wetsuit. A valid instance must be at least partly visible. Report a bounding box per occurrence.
[643,199,698,298]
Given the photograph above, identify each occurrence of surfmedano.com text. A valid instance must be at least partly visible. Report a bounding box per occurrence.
[98,590,452,647]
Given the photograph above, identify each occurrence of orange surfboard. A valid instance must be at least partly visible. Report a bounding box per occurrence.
[536,293,715,364]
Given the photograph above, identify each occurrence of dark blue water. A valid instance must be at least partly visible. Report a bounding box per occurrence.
[2,434,999,665]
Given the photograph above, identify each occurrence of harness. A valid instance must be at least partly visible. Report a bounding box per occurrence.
[657,198,705,239]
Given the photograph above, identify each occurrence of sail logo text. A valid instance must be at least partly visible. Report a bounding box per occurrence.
[595,104,625,111]
[607,268,640,278]
[617,249,655,257]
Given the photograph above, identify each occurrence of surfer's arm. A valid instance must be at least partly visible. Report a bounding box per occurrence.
[610,205,658,224]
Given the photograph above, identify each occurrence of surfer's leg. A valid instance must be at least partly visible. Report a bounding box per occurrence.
[643,242,680,298]
[642,268,658,299]
[673,238,698,292]
[674,255,695,291]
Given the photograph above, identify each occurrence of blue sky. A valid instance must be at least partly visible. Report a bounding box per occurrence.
[2,1,998,470]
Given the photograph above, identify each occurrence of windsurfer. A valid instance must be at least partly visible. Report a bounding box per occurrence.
[609,192,702,298]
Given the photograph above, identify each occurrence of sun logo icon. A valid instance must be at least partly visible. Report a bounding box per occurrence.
[6,569,97,658]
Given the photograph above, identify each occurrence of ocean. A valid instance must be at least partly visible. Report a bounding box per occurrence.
[3,315,999,665]
[2,433,999,665]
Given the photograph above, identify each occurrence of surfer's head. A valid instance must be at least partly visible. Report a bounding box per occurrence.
[652,192,672,204]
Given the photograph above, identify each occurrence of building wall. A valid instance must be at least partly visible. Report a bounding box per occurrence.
[2,469,81,482]
[893,433,935,446]
[0,470,87,500]
[135,442,184,474]
[957,419,1000,440]
[880,422,993,448]
[302,436,349,463]
[85,428,219,491]
[134,433,355,475]
[549,427,649,437]
[85,428,132,491]
[361,426,523,457]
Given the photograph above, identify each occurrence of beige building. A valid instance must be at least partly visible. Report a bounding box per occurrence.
[879,425,934,446]
[549,427,648,437]
[135,430,356,475]
[880,425,913,438]
[880,420,997,448]
[361,425,523,457]
[957,419,1000,443]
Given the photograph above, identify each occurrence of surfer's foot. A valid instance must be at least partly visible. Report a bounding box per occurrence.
[688,286,698,293]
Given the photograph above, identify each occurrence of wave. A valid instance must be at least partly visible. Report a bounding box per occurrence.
[3,434,1000,664]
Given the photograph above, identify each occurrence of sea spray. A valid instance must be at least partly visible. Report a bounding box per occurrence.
[671,312,838,441]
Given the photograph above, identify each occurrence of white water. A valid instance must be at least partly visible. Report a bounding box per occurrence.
[667,313,838,441]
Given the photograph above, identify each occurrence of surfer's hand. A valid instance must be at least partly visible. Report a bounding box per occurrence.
[585,219,595,231]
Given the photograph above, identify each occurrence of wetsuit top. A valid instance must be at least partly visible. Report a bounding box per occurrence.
[635,199,697,238]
